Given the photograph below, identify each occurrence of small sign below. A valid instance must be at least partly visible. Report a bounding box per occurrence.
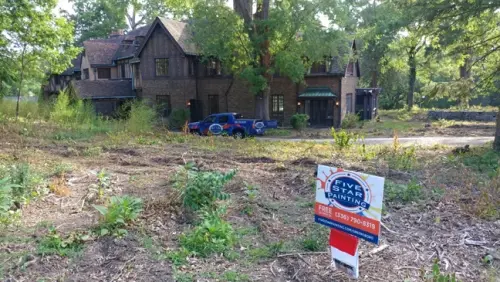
[330,228,360,279]
[315,165,385,245]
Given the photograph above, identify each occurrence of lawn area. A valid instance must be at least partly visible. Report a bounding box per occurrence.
[0,115,499,282]
[264,109,496,139]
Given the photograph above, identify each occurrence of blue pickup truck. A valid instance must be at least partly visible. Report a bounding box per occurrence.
[188,113,277,138]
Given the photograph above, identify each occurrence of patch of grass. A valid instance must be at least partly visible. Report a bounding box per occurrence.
[301,225,328,252]
[164,248,190,266]
[37,227,88,257]
[51,163,73,177]
[83,146,102,157]
[331,127,356,150]
[434,119,456,128]
[222,270,250,282]
[173,269,194,282]
[458,147,500,176]
[341,113,360,129]
[384,180,422,204]
[265,128,292,137]
[125,100,156,134]
[247,241,283,261]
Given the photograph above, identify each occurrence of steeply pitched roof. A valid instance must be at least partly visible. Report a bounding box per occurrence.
[72,80,135,99]
[61,53,83,76]
[157,17,198,55]
[83,39,122,66]
[114,25,150,60]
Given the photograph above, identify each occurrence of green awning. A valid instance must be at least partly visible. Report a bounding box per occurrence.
[298,87,336,98]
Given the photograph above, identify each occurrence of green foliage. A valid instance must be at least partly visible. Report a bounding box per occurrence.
[384,180,422,204]
[96,169,110,200]
[341,113,360,129]
[248,241,284,260]
[93,195,143,236]
[125,100,156,134]
[180,208,235,257]
[222,271,250,282]
[301,225,328,252]
[331,127,356,149]
[37,227,88,257]
[290,114,309,131]
[83,146,103,157]
[169,108,190,129]
[423,261,457,282]
[458,147,500,175]
[175,165,235,212]
[0,178,21,225]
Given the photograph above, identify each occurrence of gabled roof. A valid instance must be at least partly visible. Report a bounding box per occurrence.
[83,39,122,66]
[72,80,135,99]
[114,25,151,60]
[138,17,198,57]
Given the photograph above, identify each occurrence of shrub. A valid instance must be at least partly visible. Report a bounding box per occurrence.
[175,166,235,212]
[169,108,190,129]
[37,227,88,257]
[125,100,156,134]
[331,127,356,149]
[50,90,96,127]
[0,177,20,225]
[93,195,143,236]
[290,114,309,130]
[384,180,422,204]
[341,113,359,129]
[180,208,235,257]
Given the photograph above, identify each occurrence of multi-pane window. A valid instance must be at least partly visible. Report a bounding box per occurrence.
[206,60,221,76]
[188,59,195,76]
[271,95,284,114]
[208,95,219,114]
[156,95,171,117]
[346,93,353,113]
[155,58,169,76]
[97,68,111,79]
[120,64,126,78]
[83,68,89,80]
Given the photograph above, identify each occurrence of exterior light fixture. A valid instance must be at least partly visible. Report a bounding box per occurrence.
[186,101,191,106]
[335,101,339,106]
[297,101,301,106]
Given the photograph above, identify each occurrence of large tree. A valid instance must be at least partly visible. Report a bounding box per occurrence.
[71,0,170,43]
[404,0,500,148]
[190,0,348,119]
[0,0,80,118]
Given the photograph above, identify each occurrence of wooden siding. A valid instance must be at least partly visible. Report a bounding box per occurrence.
[140,25,188,79]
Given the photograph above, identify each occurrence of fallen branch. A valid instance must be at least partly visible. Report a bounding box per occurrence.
[270,260,277,277]
[369,244,389,256]
[395,266,420,271]
[465,239,487,246]
[381,222,398,234]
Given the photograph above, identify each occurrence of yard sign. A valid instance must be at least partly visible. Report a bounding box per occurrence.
[315,165,385,245]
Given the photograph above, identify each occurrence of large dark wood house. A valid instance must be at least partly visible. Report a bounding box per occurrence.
[131,17,361,127]
[45,11,374,126]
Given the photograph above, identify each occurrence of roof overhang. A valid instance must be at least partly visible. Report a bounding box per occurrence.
[299,87,337,99]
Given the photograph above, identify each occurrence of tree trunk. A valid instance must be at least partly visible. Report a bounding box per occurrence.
[407,48,416,110]
[15,45,27,120]
[494,107,500,151]
[254,0,271,120]
[459,53,472,108]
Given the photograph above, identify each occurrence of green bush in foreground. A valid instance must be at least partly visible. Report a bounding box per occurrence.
[93,195,143,236]
[169,108,190,129]
[341,113,360,129]
[180,208,235,257]
[290,114,309,130]
[331,127,356,149]
[126,101,156,134]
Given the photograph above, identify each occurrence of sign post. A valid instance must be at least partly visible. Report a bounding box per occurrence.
[314,165,385,278]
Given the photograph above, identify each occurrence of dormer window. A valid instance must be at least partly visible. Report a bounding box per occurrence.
[206,59,221,76]
[310,59,331,74]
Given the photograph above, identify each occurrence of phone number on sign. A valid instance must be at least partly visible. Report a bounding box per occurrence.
[334,212,376,230]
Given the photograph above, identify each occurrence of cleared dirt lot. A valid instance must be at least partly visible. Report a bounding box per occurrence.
[1,128,499,281]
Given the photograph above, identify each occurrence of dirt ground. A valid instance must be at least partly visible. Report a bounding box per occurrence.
[1,131,499,282]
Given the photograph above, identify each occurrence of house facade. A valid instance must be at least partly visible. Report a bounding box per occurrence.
[132,17,360,127]
[45,15,365,127]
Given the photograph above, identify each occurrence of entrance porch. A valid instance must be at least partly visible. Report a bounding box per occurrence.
[297,87,338,127]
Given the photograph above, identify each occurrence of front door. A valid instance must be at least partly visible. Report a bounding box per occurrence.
[306,100,331,127]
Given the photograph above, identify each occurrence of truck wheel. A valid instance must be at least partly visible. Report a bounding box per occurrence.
[233,130,245,139]
[190,129,201,136]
